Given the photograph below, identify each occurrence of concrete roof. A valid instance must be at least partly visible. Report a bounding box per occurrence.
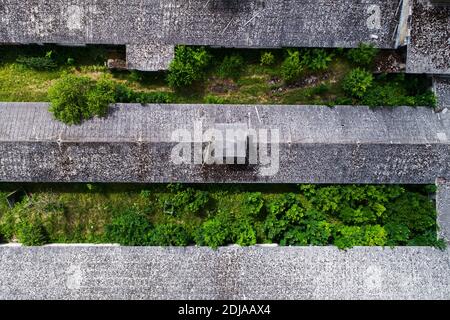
[0,0,400,48]
[434,76,450,111]
[1,103,450,184]
[407,0,450,75]
[0,0,403,70]
[0,245,448,300]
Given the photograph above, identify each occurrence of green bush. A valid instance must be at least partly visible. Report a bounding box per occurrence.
[17,220,49,246]
[362,74,436,108]
[281,49,303,83]
[86,77,116,117]
[231,219,257,246]
[217,55,244,79]
[343,68,374,98]
[333,225,387,249]
[383,192,436,236]
[260,51,276,66]
[280,227,308,246]
[194,215,230,249]
[243,192,264,217]
[167,46,211,88]
[160,185,210,216]
[148,223,191,246]
[347,43,379,67]
[363,83,414,107]
[408,231,447,249]
[104,209,152,246]
[48,74,94,125]
[16,51,58,70]
[302,49,334,71]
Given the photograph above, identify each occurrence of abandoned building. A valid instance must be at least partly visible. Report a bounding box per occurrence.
[0,0,449,300]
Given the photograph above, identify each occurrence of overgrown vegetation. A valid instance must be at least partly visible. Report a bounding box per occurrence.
[0,44,436,123]
[343,68,374,99]
[167,46,211,88]
[347,43,379,68]
[0,184,444,249]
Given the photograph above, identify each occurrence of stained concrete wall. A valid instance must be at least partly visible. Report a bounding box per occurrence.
[0,245,448,300]
[1,103,450,184]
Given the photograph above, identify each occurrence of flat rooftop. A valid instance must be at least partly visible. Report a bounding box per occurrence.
[0,246,448,300]
[407,0,450,74]
[1,103,450,184]
[0,0,400,48]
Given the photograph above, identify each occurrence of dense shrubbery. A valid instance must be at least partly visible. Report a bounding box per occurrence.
[48,74,98,125]
[281,49,303,83]
[0,225,4,243]
[361,74,436,108]
[99,185,442,249]
[167,46,211,88]
[342,68,374,98]
[0,184,442,249]
[347,43,379,67]
[104,209,153,246]
[301,49,334,71]
[17,219,49,246]
[2,44,437,109]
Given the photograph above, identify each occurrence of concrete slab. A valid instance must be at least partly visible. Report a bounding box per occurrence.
[407,0,450,75]
[1,103,450,184]
[0,246,448,300]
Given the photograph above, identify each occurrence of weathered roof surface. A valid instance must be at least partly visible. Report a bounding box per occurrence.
[407,0,450,74]
[0,0,400,48]
[0,245,448,300]
[1,103,450,184]
[1,103,449,144]
[434,76,450,111]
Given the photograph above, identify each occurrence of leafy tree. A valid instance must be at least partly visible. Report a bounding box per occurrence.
[48,74,94,125]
